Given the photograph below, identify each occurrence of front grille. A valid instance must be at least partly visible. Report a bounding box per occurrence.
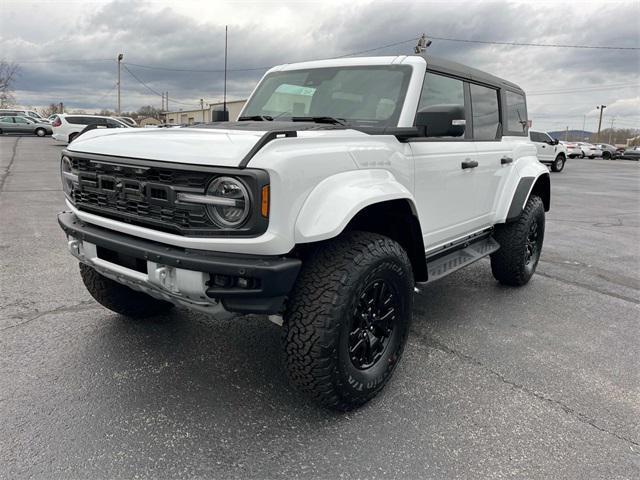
[66,155,268,237]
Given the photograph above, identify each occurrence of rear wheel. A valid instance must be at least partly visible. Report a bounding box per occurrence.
[491,196,545,286]
[550,155,565,172]
[80,263,174,318]
[283,231,414,411]
[602,151,611,160]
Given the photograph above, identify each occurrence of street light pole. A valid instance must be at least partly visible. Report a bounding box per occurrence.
[596,104,606,143]
[117,53,123,114]
[609,117,615,144]
[200,98,205,123]
[223,25,228,120]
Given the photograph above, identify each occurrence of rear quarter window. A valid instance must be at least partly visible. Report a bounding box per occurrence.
[505,90,528,135]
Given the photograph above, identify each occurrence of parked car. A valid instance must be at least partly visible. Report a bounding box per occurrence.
[529,130,567,172]
[0,115,52,136]
[57,53,550,410]
[577,142,602,159]
[619,146,640,160]
[594,143,618,160]
[51,114,130,144]
[115,116,138,127]
[560,141,582,158]
[0,108,50,124]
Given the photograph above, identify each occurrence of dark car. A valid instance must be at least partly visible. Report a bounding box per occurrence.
[619,147,640,160]
[0,115,53,137]
[595,143,618,160]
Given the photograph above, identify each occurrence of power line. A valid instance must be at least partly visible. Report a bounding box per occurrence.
[528,83,639,96]
[428,35,639,50]
[122,65,198,106]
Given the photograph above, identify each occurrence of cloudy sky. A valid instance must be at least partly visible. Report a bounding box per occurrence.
[1,0,638,132]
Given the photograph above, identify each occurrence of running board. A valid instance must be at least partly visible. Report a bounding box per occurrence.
[424,236,500,284]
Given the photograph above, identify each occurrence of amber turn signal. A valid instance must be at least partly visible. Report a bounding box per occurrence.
[261,185,270,217]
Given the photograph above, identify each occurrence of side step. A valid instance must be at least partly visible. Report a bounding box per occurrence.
[424,236,500,284]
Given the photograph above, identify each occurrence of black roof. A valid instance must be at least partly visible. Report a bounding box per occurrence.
[420,55,525,94]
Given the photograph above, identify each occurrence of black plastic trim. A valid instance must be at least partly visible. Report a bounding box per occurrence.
[506,176,535,221]
[58,212,301,313]
[238,130,297,168]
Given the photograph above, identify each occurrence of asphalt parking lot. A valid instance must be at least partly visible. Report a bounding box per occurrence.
[1,135,638,479]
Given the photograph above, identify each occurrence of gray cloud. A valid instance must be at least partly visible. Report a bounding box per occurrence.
[1,0,638,131]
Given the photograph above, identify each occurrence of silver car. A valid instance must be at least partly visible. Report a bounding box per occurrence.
[595,143,618,160]
[0,115,53,137]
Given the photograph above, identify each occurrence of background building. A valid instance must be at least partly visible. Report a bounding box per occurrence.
[163,99,246,124]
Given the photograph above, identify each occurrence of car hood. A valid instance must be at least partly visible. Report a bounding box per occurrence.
[66,121,351,167]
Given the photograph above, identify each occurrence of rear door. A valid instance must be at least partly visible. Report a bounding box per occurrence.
[468,83,510,225]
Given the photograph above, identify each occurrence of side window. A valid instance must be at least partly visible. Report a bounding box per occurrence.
[14,117,29,124]
[106,118,122,128]
[505,90,527,134]
[416,72,466,138]
[469,83,500,140]
[530,131,542,142]
[66,117,82,125]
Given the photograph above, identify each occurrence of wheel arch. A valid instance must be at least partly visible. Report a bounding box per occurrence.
[294,170,427,281]
[505,172,550,222]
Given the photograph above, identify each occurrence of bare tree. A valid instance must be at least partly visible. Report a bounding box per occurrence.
[0,60,20,107]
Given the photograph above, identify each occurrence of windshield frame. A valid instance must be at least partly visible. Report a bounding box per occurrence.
[241,65,414,128]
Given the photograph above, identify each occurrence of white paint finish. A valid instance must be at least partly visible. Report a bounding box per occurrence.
[295,169,414,243]
[410,140,482,248]
[69,127,265,167]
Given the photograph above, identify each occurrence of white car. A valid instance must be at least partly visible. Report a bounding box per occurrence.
[560,141,582,158]
[51,114,130,144]
[529,130,567,172]
[57,54,550,410]
[577,142,602,159]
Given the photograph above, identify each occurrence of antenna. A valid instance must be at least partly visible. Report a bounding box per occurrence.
[414,34,432,54]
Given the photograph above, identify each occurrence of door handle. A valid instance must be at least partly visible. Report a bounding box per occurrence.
[501,156,513,165]
[461,159,478,169]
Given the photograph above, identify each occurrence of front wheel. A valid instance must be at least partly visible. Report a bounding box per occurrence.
[551,155,565,172]
[35,128,46,137]
[491,196,545,286]
[283,231,414,411]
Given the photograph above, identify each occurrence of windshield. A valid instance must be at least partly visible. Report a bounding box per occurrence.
[241,65,412,127]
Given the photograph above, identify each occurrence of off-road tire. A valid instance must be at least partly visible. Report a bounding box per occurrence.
[79,263,174,318]
[283,231,414,411]
[491,195,545,286]
[550,154,565,172]
[35,128,46,137]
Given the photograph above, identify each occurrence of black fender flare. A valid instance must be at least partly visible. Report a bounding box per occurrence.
[506,174,550,222]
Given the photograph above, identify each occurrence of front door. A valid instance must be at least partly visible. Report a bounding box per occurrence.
[530,131,554,162]
[410,71,486,251]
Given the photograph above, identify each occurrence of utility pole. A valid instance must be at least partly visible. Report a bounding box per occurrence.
[565,126,569,141]
[59,102,64,113]
[165,91,169,112]
[608,117,615,144]
[161,92,165,111]
[117,53,124,114]
[582,115,586,139]
[223,25,228,120]
[200,98,205,123]
[596,105,606,142]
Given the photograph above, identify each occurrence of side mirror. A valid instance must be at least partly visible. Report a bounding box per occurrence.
[415,104,465,138]
[551,138,559,145]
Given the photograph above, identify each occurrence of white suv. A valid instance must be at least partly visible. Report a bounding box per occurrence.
[529,130,567,172]
[51,114,129,144]
[57,54,550,410]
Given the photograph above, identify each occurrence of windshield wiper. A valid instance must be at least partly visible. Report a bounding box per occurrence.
[290,116,348,126]
[238,115,273,121]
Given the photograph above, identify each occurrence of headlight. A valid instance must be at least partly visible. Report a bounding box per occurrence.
[60,156,77,198]
[205,176,251,227]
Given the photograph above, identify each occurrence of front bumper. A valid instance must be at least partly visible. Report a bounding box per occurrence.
[58,212,301,314]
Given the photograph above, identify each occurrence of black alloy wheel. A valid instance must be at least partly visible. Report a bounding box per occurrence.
[349,279,398,370]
